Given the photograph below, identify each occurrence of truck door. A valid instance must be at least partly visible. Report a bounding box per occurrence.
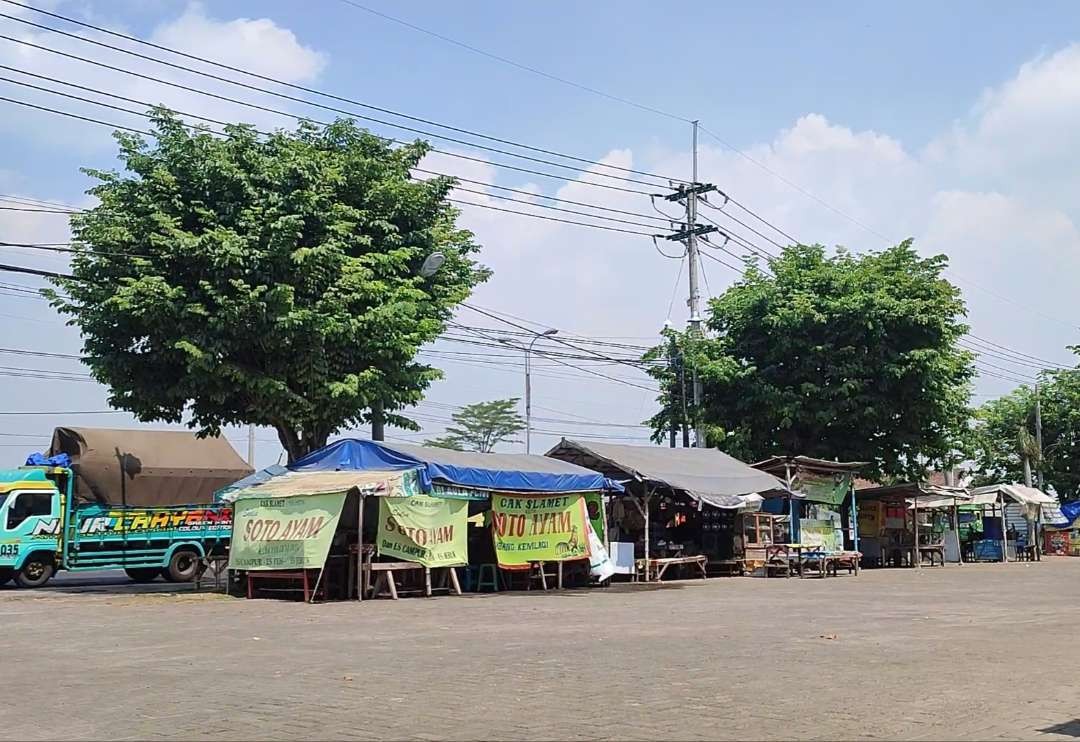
[1,490,59,572]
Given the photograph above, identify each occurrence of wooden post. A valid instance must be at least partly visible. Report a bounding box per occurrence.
[999,493,1008,563]
[913,493,920,569]
[959,496,967,565]
[356,494,365,602]
[784,462,797,544]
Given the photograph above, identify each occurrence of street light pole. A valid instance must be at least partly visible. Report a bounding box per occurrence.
[525,329,558,454]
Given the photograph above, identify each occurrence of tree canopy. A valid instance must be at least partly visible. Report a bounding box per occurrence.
[647,241,975,481]
[53,110,487,462]
[969,361,1080,498]
[424,398,524,453]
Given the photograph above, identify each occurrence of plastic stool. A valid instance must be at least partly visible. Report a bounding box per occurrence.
[474,563,499,593]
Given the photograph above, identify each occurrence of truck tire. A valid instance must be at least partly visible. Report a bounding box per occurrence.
[164,549,201,583]
[124,568,162,583]
[14,555,54,588]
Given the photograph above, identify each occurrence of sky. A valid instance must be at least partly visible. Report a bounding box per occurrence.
[1,0,1078,467]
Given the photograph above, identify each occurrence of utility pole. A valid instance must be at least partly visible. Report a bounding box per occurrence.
[668,333,678,448]
[247,423,256,467]
[663,120,716,448]
[1035,382,1044,490]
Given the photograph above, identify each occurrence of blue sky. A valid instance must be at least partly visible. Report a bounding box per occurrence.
[2,0,1079,465]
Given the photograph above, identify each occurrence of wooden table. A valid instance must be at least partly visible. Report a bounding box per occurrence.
[764,544,806,578]
[636,555,708,582]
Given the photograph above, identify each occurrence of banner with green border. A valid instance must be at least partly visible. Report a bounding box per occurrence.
[229,492,346,571]
[491,493,591,566]
[377,495,468,566]
[584,491,606,542]
[797,472,851,506]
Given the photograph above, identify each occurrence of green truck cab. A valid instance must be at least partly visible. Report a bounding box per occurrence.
[0,427,251,588]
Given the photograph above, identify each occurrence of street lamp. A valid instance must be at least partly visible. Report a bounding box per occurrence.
[418,251,446,278]
[374,252,447,442]
[515,328,557,454]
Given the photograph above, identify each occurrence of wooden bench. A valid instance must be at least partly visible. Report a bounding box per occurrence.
[830,551,861,575]
[363,561,462,600]
[708,559,745,577]
[636,555,708,582]
[246,569,323,602]
[917,544,946,567]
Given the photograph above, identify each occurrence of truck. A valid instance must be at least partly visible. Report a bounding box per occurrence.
[0,427,252,588]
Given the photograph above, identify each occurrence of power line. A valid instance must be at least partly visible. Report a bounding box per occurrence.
[0,10,674,193]
[453,312,659,393]
[449,186,670,230]
[8,0,688,183]
[413,168,671,223]
[335,0,691,125]
[0,74,676,234]
[0,409,123,415]
[0,88,666,243]
[698,123,887,244]
[963,333,1071,369]
[447,198,660,236]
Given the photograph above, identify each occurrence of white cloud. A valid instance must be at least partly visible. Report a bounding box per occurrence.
[0,2,328,152]
[5,27,1080,455]
[149,3,327,84]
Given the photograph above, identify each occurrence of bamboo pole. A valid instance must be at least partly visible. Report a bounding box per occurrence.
[913,493,920,569]
[954,498,963,565]
[356,494,365,601]
[999,493,1008,563]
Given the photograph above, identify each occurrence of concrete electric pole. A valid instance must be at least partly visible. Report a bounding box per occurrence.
[662,120,716,448]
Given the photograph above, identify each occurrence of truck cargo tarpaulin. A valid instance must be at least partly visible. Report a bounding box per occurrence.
[48,427,253,508]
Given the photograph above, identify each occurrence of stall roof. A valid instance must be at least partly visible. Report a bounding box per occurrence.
[546,439,789,508]
[290,438,618,493]
[855,482,969,503]
[752,455,867,477]
[969,484,1056,507]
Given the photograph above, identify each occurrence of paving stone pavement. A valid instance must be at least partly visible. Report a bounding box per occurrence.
[3,559,1080,740]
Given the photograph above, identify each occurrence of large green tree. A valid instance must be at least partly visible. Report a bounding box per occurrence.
[424,398,524,453]
[53,110,487,462]
[969,362,1080,498]
[647,242,975,481]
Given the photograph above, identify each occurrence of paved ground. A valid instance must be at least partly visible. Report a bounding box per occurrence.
[3,560,1080,741]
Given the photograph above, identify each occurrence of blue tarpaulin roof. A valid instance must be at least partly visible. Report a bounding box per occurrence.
[290,439,618,493]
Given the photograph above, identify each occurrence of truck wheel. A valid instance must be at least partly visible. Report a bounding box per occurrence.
[124,568,162,583]
[165,549,201,583]
[14,556,54,588]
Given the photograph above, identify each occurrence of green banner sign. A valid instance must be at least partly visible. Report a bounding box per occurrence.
[797,472,852,506]
[377,495,468,566]
[228,493,345,571]
[491,493,591,566]
[584,491,606,543]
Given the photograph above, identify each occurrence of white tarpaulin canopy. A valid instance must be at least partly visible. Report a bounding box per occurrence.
[968,484,1056,507]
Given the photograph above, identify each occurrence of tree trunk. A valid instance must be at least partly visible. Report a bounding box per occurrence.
[371,401,385,442]
[275,425,303,465]
[274,424,329,465]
